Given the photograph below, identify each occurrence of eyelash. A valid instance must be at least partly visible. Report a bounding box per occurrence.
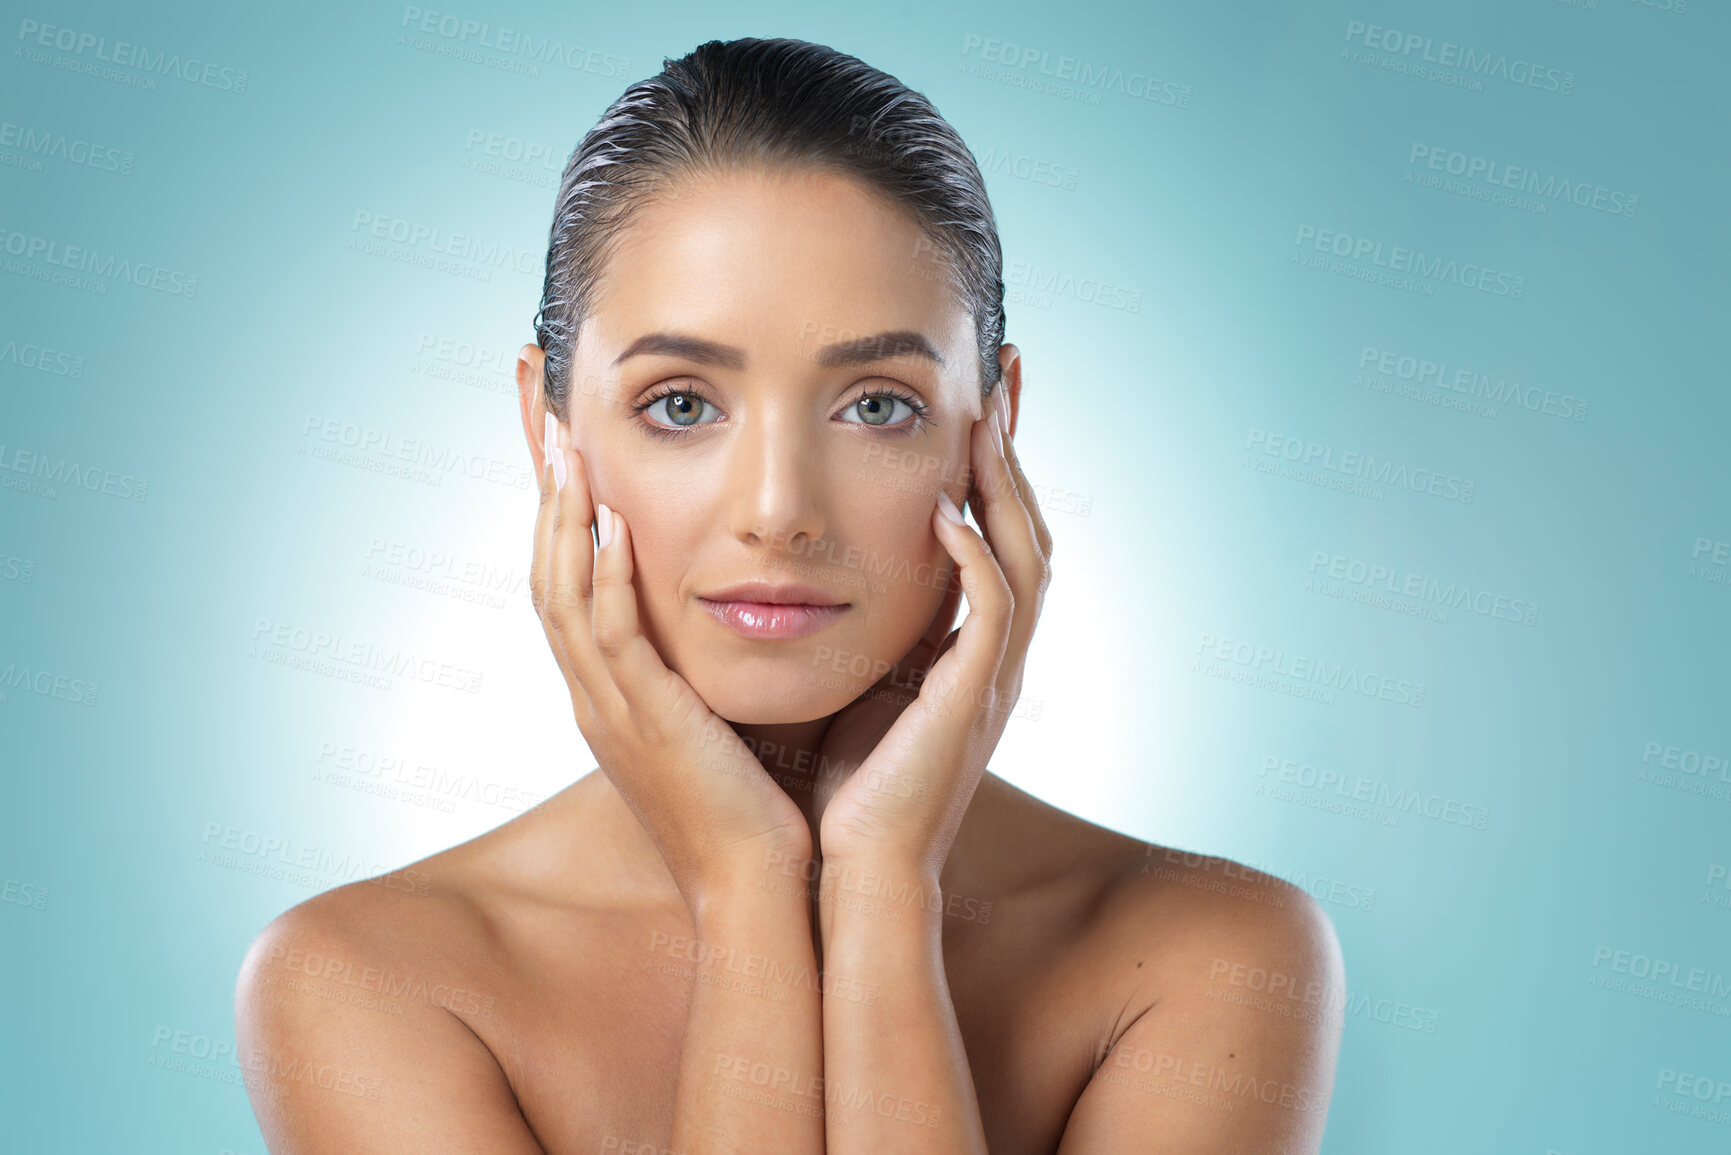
[630,383,934,441]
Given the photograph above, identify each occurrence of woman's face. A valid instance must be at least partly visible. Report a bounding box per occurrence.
[554,165,1004,724]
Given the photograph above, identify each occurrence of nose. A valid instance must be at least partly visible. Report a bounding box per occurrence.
[723,410,828,552]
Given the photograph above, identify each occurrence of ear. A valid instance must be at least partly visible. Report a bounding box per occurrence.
[517,343,549,476]
[996,343,1022,438]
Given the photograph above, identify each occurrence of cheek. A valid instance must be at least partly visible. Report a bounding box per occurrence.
[576,428,705,551]
[624,497,707,589]
[842,479,954,639]
[857,428,970,557]
[580,448,711,636]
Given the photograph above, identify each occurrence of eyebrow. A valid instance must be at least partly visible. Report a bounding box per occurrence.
[612,329,945,371]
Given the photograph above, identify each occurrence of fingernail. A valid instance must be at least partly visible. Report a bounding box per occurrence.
[551,417,567,491]
[995,386,1012,440]
[596,502,613,550]
[543,410,556,467]
[989,408,1004,456]
[937,491,964,525]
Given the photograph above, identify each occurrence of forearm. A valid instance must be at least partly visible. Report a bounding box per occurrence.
[670,868,827,1154]
[817,859,989,1155]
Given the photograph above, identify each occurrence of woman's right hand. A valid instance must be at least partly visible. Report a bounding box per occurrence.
[530,412,810,909]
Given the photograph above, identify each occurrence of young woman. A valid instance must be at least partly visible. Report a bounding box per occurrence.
[236,37,1344,1154]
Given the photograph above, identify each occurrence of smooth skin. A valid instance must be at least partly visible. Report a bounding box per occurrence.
[235,166,1344,1154]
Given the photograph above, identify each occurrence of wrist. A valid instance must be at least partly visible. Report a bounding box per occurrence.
[685,843,817,925]
[818,847,943,889]
[820,875,946,964]
[815,855,946,931]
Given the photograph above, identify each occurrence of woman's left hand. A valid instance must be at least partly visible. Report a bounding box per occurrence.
[815,383,1053,877]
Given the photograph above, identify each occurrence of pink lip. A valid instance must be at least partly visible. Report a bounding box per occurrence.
[696,581,851,640]
[699,599,849,640]
[700,581,849,606]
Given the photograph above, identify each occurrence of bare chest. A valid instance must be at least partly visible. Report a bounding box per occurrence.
[471,902,1107,1155]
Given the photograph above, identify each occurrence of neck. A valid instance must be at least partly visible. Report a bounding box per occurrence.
[565,718,1005,920]
[728,715,841,837]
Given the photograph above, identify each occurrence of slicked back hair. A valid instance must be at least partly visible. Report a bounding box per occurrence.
[532,37,1007,420]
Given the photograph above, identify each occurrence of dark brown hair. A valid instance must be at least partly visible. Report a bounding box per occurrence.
[532,37,1007,419]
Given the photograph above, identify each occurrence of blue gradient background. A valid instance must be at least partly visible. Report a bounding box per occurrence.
[2,1,1727,1152]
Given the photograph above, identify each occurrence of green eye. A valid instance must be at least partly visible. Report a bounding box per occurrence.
[848,394,912,427]
[647,392,712,427]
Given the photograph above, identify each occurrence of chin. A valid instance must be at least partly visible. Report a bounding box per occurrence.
[699,667,867,725]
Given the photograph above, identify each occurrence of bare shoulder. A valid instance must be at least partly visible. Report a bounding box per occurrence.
[1023,808,1346,1152]
[234,856,499,1029]
[974,778,1345,1147]
[233,846,543,1151]
[982,777,1341,984]
[1108,840,1345,1012]
[980,775,1339,954]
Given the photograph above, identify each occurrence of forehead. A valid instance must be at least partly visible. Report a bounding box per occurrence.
[579,166,973,372]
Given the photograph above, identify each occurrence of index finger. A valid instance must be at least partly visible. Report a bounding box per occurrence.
[532,413,620,718]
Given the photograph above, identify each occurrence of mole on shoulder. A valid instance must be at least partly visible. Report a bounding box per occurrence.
[1135,960,1143,968]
